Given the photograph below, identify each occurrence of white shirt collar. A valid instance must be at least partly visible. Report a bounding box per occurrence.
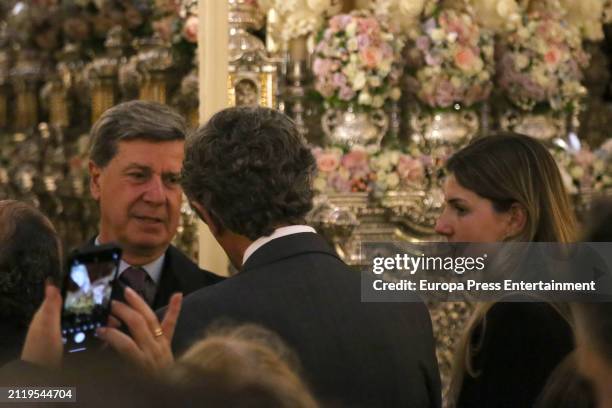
[95,236,165,284]
[242,225,316,266]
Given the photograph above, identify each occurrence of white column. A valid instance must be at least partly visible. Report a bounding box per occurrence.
[197,0,229,275]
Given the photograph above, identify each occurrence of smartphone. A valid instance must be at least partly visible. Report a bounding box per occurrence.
[61,244,121,353]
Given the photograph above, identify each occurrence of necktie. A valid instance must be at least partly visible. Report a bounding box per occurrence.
[120,266,156,305]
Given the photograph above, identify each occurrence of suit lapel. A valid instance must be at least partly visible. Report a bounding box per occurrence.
[241,233,341,273]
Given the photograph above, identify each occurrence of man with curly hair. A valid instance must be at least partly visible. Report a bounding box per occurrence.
[0,200,61,366]
[172,106,441,407]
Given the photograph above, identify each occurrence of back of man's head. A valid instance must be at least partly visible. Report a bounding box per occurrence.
[89,100,187,167]
[0,200,61,326]
[181,106,316,240]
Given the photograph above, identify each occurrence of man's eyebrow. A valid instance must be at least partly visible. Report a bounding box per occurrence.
[123,163,151,171]
[447,198,467,205]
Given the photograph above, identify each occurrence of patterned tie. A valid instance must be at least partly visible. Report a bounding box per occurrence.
[120,266,156,305]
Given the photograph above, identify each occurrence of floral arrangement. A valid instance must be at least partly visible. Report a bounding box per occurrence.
[312,146,430,194]
[405,9,495,109]
[496,11,589,112]
[361,0,440,37]
[313,10,404,111]
[558,0,606,41]
[152,0,198,45]
[257,0,334,41]
[551,140,612,194]
[407,10,494,108]
[467,0,522,33]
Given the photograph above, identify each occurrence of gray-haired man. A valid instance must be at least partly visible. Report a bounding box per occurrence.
[87,100,222,308]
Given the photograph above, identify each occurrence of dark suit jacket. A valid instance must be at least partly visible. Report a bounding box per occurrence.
[84,239,224,309]
[171,233,441,407]
[457,302,574,408]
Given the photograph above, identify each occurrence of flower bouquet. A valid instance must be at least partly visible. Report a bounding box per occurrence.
[370,149,430,193]
[405,9,495,110]
[312,146,431,195]
[313,10,404,111]
[257,0,334,42]
[551,140,612,194]
[496,11,589,113]
[312,147,375,193]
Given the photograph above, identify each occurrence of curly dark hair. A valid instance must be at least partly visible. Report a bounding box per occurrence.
[0,200,61,326]
[181,107,316,240]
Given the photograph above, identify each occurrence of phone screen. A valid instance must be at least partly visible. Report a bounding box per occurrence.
[61,245,121,353]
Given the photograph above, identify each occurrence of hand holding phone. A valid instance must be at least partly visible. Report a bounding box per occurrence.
[61,244,121,353]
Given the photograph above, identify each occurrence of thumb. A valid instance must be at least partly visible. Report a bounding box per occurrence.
[40,284,62,320]
[21,284,63,367]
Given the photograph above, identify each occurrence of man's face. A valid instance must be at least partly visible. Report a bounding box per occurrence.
[90,140,184,260]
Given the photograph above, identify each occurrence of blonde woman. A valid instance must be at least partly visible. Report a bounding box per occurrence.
[435,133,578,408]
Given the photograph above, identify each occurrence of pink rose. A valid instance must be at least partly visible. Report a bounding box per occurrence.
[357,17,379,35]
[341,149,369,169]
[316,152,341,172]
[315,79,335,98]
[360,46,382,68]
[313,58,332,76]
[454,48,476,71]
[182,15,198,43]
[397,155,425,182]
[544,47,561,67]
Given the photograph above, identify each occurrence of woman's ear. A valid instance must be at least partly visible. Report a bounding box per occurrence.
[506,203,527,239]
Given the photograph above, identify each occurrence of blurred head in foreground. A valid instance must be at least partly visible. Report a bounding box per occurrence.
[167,323,319,408]
[0,200,61,326]
[573,198,612,408]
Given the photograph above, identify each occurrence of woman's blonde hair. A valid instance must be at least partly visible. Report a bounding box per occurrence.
[167,323,319,408]
[445,133,578,405]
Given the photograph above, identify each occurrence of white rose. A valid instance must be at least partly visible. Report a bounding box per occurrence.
[477,71,490,82]
[389,150,400,165]
[343,63,357,80]
[346,21,357,36]
[430,29,445,42]
[497,0,518,18]
[376,171,388,185]
[314,177,328,191]
[358,91,372,105]
[583,23,604,41]
[379,59,392,76]
[347,38,359,51]
[306,0,331,14]
[399,0,425,18]
[372,95,385,108]
[390,87,401,101]
[447,32,458,43]
[387,173,400,188]
[515,53,529,70]
[368,76,382,87]
[559,167,578,194]
[352,71,367,90]
[570,166,584,179]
